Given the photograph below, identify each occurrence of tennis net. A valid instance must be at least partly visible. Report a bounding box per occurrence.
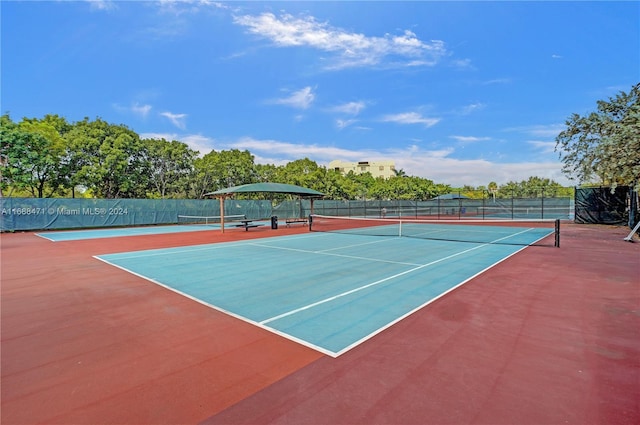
[309,214,560,247]
[177,214,245,225]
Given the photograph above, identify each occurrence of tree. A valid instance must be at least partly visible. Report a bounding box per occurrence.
[216,149,257,188]
[64,118,149,198]
[276,158,322,187]
[343,171,375,200]
[488,181,498,201]
[555,83,640,189]
[495,177,568,198]
[0,114,69,198]
[189,149,256,198]
[0,115,30,197]
[190,155,216,199]
[370,176,439,200]
[320,169,353,199]
[142,138,196,198]
[393,168,407,178]
[254,163,279,183]
[20,115,72,197]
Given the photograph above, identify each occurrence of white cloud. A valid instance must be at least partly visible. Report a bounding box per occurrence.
[482,78,512,85]
[160,111,187,129]
[140,132,216,156]
[139,132,175,140]
[137,133,570,186]
[223,136,570,186]
[381,112,440,127]
[112,102,152,118]
[229,137,365,161]
[86,0,117,11]
[330,101,366,115]
[383,146,569,186]
[131,103,152,118]
[460,102,485,115]
[272,86,315,109]
[450,135,491,143]
[451,58,473,68]
[134,1,226,40]
[505,123,565,138]
[336,119,357,130]
[234,12,447,70]
[154,0,222,16]
[528,140,557,154]
[180,134,216,155]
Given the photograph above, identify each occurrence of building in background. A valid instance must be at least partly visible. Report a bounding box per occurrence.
[329,160,396,179]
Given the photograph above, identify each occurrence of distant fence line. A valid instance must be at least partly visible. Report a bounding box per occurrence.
[1,194,574,232]
[310,197,573,220]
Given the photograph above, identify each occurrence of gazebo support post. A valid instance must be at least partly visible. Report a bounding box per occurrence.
[219,195,225,233]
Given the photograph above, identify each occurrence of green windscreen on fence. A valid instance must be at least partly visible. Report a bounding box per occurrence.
[1,195,574,232]
[574,186,634,225]
[0,198,272,231]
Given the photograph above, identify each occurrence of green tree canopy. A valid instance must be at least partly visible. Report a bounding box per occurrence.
[142,138,197,198]
[190,149,257,199]
[555,83,639,189]
[2,113,576,200]
[64,118,148,198]
[0,114,70,197]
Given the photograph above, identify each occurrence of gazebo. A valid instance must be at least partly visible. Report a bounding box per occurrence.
[432,193,469,200]
[205,183,324,232]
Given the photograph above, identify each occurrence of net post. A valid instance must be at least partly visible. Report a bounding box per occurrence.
[308,214,313,231]
[555,219,560,247]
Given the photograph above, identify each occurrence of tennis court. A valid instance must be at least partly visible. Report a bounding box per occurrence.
[36,216,269,242]
[36,224,219,241]
[96,219,555,356]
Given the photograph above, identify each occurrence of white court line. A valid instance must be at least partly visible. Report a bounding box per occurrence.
[251,234,390,253]
[316,237,390,253]
[96,232,329,259]
[95,227,545,358]
[93,254,339,357]
[260,227,536,326]
[248,238,421,267]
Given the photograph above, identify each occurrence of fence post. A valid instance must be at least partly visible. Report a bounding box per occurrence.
[511,190,514,220]
[482,191,486,219]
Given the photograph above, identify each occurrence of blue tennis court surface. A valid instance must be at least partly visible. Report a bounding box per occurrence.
[96,226,553,356]
[37,222,265,241]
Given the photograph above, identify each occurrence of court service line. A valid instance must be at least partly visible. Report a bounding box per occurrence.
[248,241,422,267]
[252,235,389,254]
[316,237,390,253]
[260,227,536,326]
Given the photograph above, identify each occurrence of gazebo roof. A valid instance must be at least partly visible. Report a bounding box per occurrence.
[432,193,469,200]
[205,183,324,198]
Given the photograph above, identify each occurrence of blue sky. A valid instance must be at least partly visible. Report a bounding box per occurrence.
[2,1,638,187]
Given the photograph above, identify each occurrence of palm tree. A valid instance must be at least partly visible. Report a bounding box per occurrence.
[488,181,498,202]
[394,168,407,178]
